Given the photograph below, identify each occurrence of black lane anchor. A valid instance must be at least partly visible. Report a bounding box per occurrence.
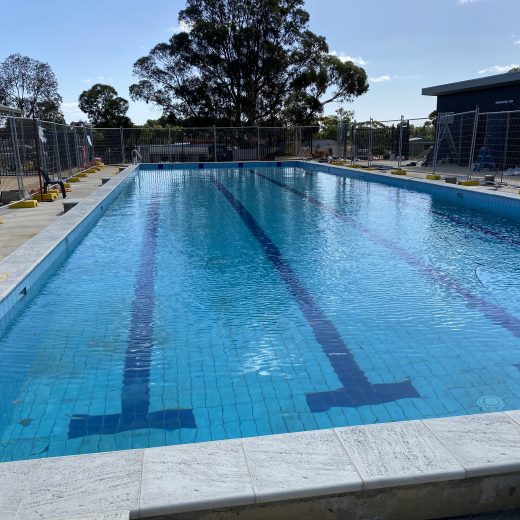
[68,200,195,438]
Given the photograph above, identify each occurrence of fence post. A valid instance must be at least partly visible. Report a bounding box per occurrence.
[213,126,217,162]
[52,122,61,175]
[120,127,125,163]
[168,126,172,163]
[432,115,441,174]
[468,106,480,178]
[398,115,404,169]
[368,117,373,166]
[9,117,25,198]
[32,117,44,195]
[257,126,260,160]
[39,122,49,173]
[351,122,356,165]
[88,125,94,164]
[502,111,510,172]
[64,126,73,176]
[73,126,80,172]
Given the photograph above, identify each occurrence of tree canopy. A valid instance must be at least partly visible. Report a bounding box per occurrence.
[0,53,63,120]
[130,0,368,126]
[316,108,354,139]
[78,84,133,127]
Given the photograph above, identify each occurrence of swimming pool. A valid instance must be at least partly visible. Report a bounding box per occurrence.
[1,163,520,462]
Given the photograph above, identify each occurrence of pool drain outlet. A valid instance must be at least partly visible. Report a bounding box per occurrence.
[477,395,505,412]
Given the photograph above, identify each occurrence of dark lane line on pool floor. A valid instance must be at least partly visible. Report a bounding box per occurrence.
[68,199,196,438]
[209,174,418,413]
[349,176,520,247]
[430,209,520,248]
[255,170,520,342]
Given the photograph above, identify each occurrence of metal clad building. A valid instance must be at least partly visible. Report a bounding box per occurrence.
[422,71,520,113]
[422,72,520,169]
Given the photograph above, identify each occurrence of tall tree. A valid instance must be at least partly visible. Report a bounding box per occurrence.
[316,108,354,139]
[0,53,63,120]
[130,0,368,126]
[78,84,133,127]
[37,100,65,123]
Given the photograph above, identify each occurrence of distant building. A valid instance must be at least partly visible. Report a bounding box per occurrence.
[422,71,520,113]
[422,72,520,169]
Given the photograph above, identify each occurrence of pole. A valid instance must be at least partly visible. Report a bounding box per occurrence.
[503,112,510,172]
[213,126,217,162]
[432,115,441,174]
[351,122,356,165]
[457,114,463,165]
[398,115,404,169]
[257,126,260,160]
[64,125,72,176]
[73,126,80,172]
[168,126,172,163]
[120,127,125,163]
[368,117,373,166]
[468,106,480,178]
[32,117,44,195]
[52,122,61,175]
[9,117,24,198]
[89,125,94,165]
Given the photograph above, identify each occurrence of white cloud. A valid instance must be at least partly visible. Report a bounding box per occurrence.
[96,75,114,83]
[168,20,192,34]
[82,76,114,85]
[514,40,520,45]
[478,64,519,74]
[457,0,481,4]
[369,75,391,83]
[61,102,86,123]
[330,51,368,66]
[392,74,419,80]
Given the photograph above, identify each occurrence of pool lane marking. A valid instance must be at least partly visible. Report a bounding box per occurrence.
[209,174,418,412]
[357,180,520,247]
[255,170,520,341]
[68,199,195,438]
[430,209,520,248]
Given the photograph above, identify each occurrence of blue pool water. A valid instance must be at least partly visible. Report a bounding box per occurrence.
[2,165,520,461]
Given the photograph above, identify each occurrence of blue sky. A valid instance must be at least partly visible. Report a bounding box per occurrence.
[1,0,519,124]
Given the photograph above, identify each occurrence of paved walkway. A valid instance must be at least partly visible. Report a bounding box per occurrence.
[0,165,121,262]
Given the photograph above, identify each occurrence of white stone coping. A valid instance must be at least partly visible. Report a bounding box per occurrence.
[2,412,520,519]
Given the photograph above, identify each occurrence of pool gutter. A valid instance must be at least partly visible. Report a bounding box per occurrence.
[2,161,520,518]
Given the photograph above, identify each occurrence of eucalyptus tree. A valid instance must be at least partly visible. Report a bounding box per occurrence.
[130,0,368,126]
[78,84,133,127]
[0,53,63,120]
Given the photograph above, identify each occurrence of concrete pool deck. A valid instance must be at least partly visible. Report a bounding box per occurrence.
[0,165,121,262]
[2,161,520,519]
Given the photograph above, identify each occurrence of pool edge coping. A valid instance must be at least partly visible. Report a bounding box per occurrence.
[1,161,520,518]
[4,412,520,518]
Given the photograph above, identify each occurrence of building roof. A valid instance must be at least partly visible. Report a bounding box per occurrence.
[422,71,520,96]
